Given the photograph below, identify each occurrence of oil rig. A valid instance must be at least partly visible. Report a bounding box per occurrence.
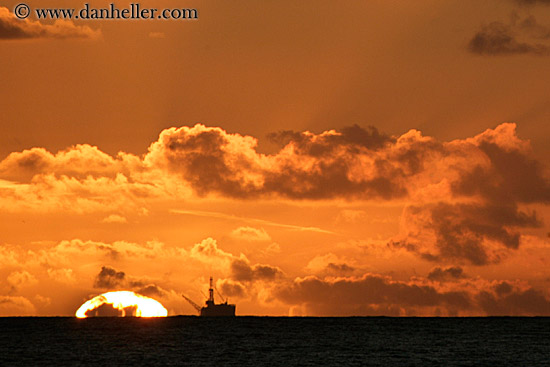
[182,277,236,316]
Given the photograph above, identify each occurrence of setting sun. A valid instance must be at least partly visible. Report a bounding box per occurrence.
[75,291,168,318]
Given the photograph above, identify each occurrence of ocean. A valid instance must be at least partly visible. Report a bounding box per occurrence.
[1,317,548,366]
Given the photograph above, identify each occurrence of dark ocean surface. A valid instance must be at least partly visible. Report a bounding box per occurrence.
[1,317,549,366]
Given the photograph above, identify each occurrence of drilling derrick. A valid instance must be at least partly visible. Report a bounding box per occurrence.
[182,276,236,317]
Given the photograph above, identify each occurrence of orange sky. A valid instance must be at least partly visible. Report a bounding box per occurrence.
[1,0,549,316]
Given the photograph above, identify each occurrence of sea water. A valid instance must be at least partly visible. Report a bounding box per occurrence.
[1,317,548,366]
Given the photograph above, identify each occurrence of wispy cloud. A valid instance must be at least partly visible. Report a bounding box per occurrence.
[171,209,336,234]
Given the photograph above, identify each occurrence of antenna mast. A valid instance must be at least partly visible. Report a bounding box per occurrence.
[208,276,214,303]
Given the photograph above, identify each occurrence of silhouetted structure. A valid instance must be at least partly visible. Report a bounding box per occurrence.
[84,303,137,317]
[183,277,236,316]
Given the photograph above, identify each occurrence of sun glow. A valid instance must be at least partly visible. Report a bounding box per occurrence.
[75,291,168,318]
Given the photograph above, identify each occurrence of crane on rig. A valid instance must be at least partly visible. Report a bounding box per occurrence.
[182,276,236,317]
[182,294,201,313]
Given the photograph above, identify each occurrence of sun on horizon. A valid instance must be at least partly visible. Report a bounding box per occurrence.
[75,291,168,318]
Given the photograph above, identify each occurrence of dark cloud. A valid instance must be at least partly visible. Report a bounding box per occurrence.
[423,202,540,265]
[468,14,550,56]
[261,159,407,200]
[400,124,549,265]
[93,266,168,298]
[0,7,100,40]
[494,281,513,296]
[230,258,283,282]
[267,124,394,153]
[93,266,126,289]
[514,0,550,5]
[3,123,549,269]
[275,275,471,316]
[453,141,550,203]
[133,284,167,298]
[477,288,550,316]
[325,263,355,275]
[399,203,540,266]
[149,124,433,200]
[219,279,246,298]
[427,266,465,282]
[274,274,550,316]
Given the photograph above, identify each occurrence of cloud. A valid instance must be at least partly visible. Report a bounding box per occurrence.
[0,144,179,213]
[92,266,170,299]
[273,273,550,316]
[94,266,126,289]
[336,209,367,224]
[47,268,76,284]
[7,239,187,275]
[1,123,549,267]
[145,124,415,200]
[218,279,246,298]
[399,202,540,265]
[469,14,550,56]
[188,237,283,283]
[0,295,35,316]
[172,209,334,234]
[477,288,550,316]
[0,145,141,182]
[275,274,472,316]
[101,214,127,224]
[230,258,283,282]
[306,253,356,275]
[230,227,271,242]
[514,0,550,5]
[267,124,393,152]
[0,7,100,40]
[395,123,550,265]
[7,270,37,290]
[427,266,465,282]
[189,237,238,268]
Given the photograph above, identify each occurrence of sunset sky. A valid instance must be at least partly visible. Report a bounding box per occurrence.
[1,0,550,316]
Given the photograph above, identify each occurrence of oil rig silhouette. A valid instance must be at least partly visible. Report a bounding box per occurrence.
[182,277,236,316]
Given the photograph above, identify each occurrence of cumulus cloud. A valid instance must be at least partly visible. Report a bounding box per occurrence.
[399,202,540,265]
[275,274,471,316]
[144,124,415,200]
[7,270,37,290]
[274,274,550,316]
[267,124,393,152]
[0,144,178,213]
[0,295,36,316]
[93,266,170,299]
[47,268,76,284]
[218,279,246,298]
[189,237,238,268]
[477,287,550,316]
[1,123,549,266]
[94,266,126,289]
[230,258,283,282]
[0,7,100,40]
[395,123,550,265]
[181,238,284,300]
